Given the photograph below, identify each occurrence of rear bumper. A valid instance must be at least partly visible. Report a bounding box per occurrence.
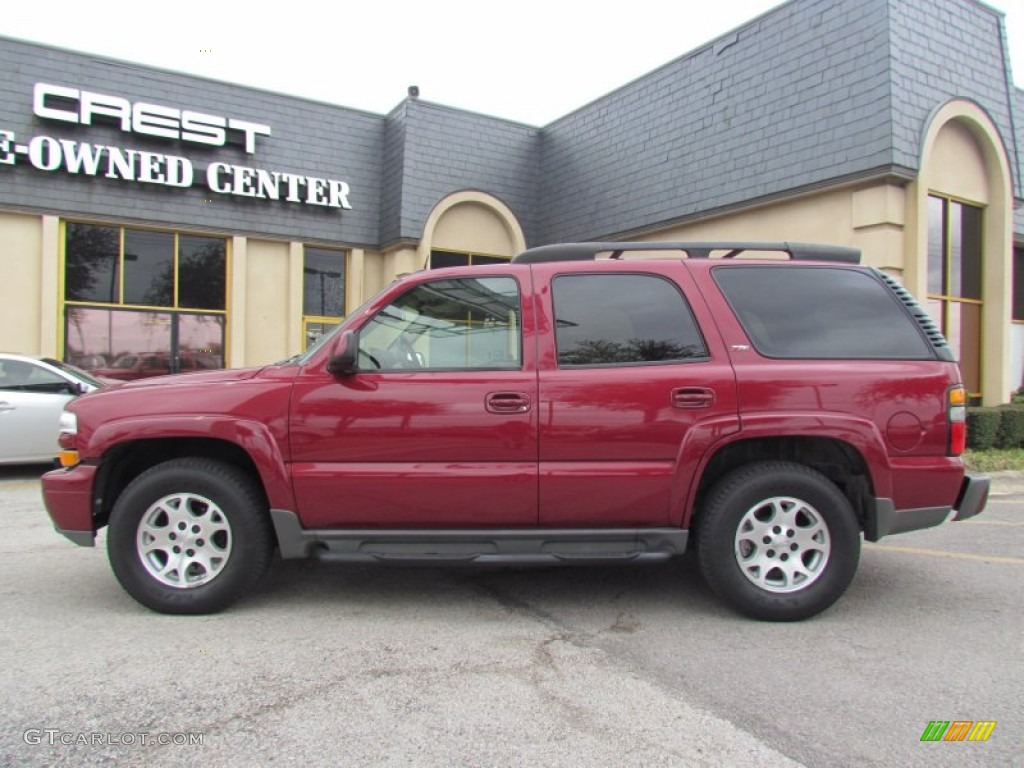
[951,473,989,522]
[41,464,97,547]
[865,473,989,542]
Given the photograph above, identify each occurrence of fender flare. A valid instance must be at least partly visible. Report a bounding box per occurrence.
[672,412,891,526]
[89,415,295,511]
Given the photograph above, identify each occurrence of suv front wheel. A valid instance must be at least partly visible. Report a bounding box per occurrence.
[107,458,274,614]
[696,461,861,621]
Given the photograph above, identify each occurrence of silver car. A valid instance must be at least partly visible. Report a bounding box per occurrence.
[0,353,106,465]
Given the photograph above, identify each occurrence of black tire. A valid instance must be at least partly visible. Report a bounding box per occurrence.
[107,458,274,615]
[695,461,860,621]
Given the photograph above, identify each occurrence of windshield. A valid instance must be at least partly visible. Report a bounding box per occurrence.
[43,357,105,388]
[293,283,397,365]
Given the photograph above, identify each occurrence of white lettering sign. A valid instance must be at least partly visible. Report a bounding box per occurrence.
[0,131,351,209]
[33,82,270,153]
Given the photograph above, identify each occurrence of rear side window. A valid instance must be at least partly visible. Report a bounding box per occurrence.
[714,266,934,359]
[552,274,708,366]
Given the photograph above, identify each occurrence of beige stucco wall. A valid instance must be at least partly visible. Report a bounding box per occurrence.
[241,238,291,366]
[641,183,908,273]
[431,201,517,256]
[0,211,44,354]
[231,238,376,365]
[412,191,527,282]
[929,121,990,205]
[905,100,1013,405]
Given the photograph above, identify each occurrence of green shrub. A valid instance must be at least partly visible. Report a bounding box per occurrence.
[966,407,1000,450]
[996,404,1024,449]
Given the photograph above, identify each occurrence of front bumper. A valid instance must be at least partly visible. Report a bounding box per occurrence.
[41,464,98,547]
[865,473,989,542]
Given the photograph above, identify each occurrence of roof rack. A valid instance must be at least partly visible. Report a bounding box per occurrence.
[511,241,861,265]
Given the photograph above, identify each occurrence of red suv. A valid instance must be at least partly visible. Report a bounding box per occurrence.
[41,242,989,620]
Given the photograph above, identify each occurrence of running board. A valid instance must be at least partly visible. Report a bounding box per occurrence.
[270,509,688,566]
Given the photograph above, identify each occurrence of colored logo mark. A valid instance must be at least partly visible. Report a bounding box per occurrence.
[920,720,997,742]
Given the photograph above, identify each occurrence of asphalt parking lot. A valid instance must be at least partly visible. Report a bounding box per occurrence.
[0,466,1020,767]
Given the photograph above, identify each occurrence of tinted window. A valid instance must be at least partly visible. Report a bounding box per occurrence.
[180,236,227,310]
[303,247,346,317]
[359,277,521,370]
[65,223,120,303]
[123,229,174,307]
[552,274,707,366]
[714,266,933,359]
[1013,246,1024,322]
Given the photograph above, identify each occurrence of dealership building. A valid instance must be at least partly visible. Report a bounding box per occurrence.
[1,0,1022,404]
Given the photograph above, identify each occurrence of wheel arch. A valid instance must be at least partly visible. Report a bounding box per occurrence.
[686,435,876,534]
[92,433,289,529]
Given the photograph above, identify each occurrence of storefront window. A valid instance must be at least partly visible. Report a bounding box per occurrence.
[123,229,174,307]
[65,224,120,303]
[927,196,983,402]
[1013,246,1024,322]
[429,249,509,269]
[63,222,227,379]
[302,246,347,349]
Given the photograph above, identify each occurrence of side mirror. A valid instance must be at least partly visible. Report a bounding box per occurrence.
[326,331,358,376]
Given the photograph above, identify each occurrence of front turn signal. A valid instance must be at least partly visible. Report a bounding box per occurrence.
[58,450,80,468]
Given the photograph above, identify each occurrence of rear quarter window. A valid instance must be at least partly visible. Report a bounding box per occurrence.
[713,266,934,359]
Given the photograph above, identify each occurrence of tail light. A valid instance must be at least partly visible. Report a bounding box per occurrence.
[948,386,967,456]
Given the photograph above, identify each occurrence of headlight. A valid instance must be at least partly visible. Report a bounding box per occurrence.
[58,411,78,435]
[57,410,79,467]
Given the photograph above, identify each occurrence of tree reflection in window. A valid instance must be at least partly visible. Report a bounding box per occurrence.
[179,237,226,310]
[553,274,708,367]
[558,338,705,366]
[65,223,120,303]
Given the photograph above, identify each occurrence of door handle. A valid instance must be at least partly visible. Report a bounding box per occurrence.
[0,401,14,413]
[485,392,532,414]
[671,387,715,409]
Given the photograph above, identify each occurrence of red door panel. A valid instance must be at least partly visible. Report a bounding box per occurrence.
[289,270,539,528]
[531,262,739,527]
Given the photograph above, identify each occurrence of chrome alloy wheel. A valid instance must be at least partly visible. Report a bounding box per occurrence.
[135,493,233,588]
[734,496,831,593]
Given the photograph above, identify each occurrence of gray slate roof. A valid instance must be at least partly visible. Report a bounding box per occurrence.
[531,0,1021,242]
[0,0,1019,248]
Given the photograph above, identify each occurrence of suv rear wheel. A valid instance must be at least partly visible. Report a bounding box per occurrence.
[107,458,273,614]
[696,461,860,621]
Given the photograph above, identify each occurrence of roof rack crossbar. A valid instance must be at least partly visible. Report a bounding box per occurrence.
[511,241,861,265]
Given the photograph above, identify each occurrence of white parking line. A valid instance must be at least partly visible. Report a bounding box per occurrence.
[864,543,1024,565]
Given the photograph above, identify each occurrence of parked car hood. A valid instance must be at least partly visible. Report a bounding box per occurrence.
[100,366,266,390]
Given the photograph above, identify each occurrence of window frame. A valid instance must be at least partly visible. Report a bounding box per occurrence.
[428,249,511,269]
[1013,245,1024,323]
[713,264,937,361]
[355,275,524,372]
[551,272,710,369]
[302,245,349,350]
[926,193,985,402]
[59,220,229,374]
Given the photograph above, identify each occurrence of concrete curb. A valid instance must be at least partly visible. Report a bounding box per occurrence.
[986,470,1024,495]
